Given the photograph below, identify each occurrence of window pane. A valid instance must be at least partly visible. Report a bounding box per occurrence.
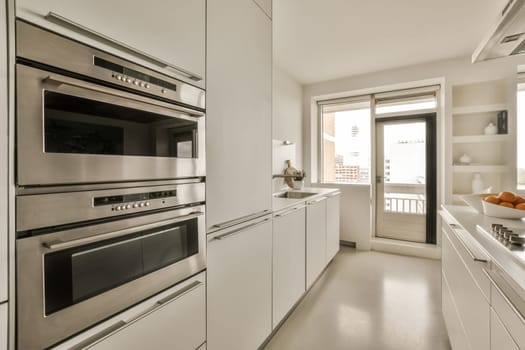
[518,88,525,188]
[322,104,371,184]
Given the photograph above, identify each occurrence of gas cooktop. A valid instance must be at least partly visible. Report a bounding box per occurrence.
[477,223,525,260]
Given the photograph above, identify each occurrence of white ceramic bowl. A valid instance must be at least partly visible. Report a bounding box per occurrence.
[461,194,495,213]
[482,200,525,219]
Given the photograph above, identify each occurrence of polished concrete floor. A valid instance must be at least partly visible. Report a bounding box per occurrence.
[264,247,451,350]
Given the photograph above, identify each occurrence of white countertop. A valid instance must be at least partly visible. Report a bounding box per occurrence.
[441,205,525,294]
[272,187,340,212]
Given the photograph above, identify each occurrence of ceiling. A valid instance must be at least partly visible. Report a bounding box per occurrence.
[273,0,507,84]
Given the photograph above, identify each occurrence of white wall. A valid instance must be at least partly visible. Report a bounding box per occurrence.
[303,54,525,250]
[272,66,303,191]
[273,65,303,168]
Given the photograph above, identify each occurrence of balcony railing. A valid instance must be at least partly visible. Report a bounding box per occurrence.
[384,183,426,215]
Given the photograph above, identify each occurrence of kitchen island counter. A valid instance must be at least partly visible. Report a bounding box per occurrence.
[441,205,525,295]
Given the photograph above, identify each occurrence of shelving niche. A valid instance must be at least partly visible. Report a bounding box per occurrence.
[451,79,510,204]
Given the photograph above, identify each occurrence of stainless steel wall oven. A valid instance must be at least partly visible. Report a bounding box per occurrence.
[16,181,206,350]
[14,19,208,350]
[16,20,205,186]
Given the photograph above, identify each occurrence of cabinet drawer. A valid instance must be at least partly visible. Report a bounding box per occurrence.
[88,281,205,350]
[442,275,469,350]
[491,308,519,350]
[491,280,525,349]
[442,231,490,350]
[443,222,491,300]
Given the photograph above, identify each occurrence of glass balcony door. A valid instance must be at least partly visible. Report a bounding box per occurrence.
[375,116,436,243]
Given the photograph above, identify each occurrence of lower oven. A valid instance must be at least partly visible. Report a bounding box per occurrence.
[16,182,206,350]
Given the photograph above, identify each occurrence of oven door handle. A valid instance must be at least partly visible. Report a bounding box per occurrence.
[44,211,204,251]
[43,75,205,117]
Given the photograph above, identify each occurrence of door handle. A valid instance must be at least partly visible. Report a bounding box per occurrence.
[43,75,204,117]
[212,218,271,241]
[44,211,204,250]
[376,175,382,184]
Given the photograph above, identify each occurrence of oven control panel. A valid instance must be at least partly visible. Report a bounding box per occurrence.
[93,190,177,212]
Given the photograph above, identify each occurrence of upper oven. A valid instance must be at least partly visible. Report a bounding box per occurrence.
[15,20,205,186]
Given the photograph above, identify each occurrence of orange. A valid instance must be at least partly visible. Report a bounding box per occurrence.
[514,196,525,205]
[499,191,517,203]
[500,202,515,208]
[484,195,501,204]
[516,203,525,211]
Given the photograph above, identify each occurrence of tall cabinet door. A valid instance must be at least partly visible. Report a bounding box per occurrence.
[0,0,8,304]
[16,0,206,84]
[306,198,327,289]
[207,218,272,350]
[206,0,272,230]
[326,193,340,263]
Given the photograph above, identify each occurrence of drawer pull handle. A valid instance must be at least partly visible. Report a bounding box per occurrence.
[274,206,305,218]
[452,228,489,263]
[213,218,271,241]
[212,210,271,230]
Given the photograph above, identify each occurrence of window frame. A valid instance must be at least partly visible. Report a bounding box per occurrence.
[317,96,372,185]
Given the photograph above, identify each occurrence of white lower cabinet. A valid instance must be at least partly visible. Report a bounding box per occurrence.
[442,229,489,350]
[306,197,327,289]
[0,303,6,350]
[207,217,272,350]
[490,278,525,349]
[491,308,519,350]
[88,280,205,350]
[272,206,306,328]
[325,192,340,263]
[53,273,206,350]
[442,274,470,350]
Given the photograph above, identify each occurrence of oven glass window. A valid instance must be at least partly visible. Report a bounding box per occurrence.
[44,218,199,315]
[43,91,198,158]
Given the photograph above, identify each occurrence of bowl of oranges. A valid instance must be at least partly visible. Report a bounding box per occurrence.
[482,191,525,219]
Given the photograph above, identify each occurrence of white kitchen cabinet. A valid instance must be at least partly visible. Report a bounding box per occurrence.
[0,0,8,304]
[207,217,272,350]
[53,273,206,350]
[16,0,205,85]
[442,228,490,350]
[88,281,205,350]
[253,0,272,18]
[306,197,327,289]
[325,192,341,263]
[206,0,272,230]
[490,278,525,349]
[272,206,306,328]
[0,303,6,350]
[442,274,470,350]
[491,308,519,350]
